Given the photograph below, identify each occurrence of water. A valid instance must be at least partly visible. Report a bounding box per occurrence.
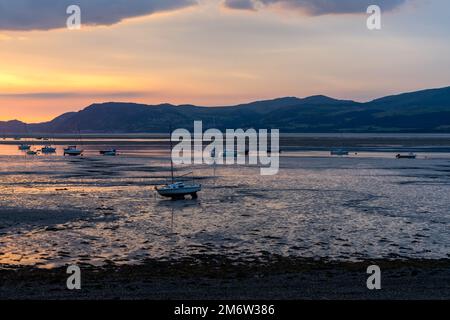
[0,142,449,268]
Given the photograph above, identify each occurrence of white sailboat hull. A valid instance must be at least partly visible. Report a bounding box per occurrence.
[156,184,202,199]
[64,150,83,156]
[64,145,83,156]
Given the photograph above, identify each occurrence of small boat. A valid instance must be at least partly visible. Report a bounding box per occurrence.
[26,150,38,156]
[14,137,21,141]
[396,152,416,159]
[331,149,349,156]
[156,129,201,200]
[99,149,117,156]
[41,145,57,153]
[18,144,31,151]
[64,146,83,156]
[156,182,202,200]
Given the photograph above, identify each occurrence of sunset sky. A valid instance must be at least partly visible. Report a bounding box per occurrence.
[0,0,449,122]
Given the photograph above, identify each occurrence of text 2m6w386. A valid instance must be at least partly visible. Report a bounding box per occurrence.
[218,304,275,316]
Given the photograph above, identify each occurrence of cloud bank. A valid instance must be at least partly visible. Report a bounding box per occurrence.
[0,0,197,31]
[223,0,409,15]
[0,0,412,31]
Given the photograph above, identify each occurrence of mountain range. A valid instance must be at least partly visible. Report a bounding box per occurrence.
[1,86,450,134]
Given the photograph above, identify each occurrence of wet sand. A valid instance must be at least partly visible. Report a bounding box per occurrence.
[1,137,449,299]
[1,257,449,299]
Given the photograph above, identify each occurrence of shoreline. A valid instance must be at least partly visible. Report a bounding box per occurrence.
[1,136,450,148]
[1,256,449,300]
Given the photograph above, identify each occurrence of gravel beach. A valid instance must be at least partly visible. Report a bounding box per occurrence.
[1,257,449,300]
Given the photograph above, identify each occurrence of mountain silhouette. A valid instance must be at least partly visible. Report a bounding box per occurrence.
[1,86,450,133]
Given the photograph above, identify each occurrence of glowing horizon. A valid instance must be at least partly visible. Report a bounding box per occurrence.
[1,0,450,122]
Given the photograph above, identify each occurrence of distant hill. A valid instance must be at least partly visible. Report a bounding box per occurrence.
[1,86,450,133]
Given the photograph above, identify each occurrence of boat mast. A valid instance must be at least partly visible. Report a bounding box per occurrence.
[169,125,174,184]
[212,117,217,185]
[77,125,83,147]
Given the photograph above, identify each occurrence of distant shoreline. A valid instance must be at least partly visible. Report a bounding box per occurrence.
[1,134,450,149]
[3,133,450,138]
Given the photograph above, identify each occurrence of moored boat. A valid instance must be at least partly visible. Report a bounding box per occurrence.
[26,150,38,155]
[156,129,202,200]
[41,145,57,153]
[64,146,83,156]
[18,144,31,151]
[156,182,202,200]
[99,149,117,156]
[331,149,349,156]
[396,152,416,159]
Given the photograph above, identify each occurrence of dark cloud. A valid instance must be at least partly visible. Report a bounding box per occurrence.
[0,0,197,31]
[223,0,256,11]
[224,0,408,15]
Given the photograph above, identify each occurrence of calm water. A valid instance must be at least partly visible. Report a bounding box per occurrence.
[0,142,449,268]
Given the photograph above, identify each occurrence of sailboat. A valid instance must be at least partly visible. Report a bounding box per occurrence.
[156,130,201,200]
[156,181,202,199]
[41,130,57,153]
[18,124,32,151]
[64,128,84,156]
[330,133,349,156]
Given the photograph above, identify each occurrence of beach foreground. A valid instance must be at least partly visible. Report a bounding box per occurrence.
[1,138,449,300]
[1,257,449,300]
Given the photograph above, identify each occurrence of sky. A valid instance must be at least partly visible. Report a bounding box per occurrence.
[0,0,449,122]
